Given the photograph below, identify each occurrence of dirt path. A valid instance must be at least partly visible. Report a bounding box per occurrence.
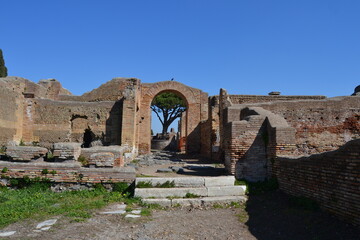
[1,190,359,240]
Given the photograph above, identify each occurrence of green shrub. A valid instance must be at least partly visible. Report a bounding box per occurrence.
[19,139,25,146]
[78,155,88,166]
[46,151,54,161]
[1,167,8,173]
[41,169,49,175]
[50,170,57,175]
[0,146,6,154]
[185,192,200,198]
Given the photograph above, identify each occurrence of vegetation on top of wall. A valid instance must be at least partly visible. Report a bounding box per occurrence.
[19,139,25,146]
[0,146,6,154]
[78,155,89,166]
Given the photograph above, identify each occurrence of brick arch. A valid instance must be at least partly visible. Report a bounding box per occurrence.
[138,81,205,154]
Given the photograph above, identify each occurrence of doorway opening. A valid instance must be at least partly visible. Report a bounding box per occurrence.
[150,91,188,152]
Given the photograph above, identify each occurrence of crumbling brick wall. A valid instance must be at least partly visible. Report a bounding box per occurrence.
[241,97,360,155]
[32,100,122,147]
[223,106,296,181]
[273,139,360,226]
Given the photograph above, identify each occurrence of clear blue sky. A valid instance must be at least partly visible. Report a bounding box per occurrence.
[2,0,360,133]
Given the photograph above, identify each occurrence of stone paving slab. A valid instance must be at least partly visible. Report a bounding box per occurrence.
[204,176,235,187]
[36,219,57,229]
[0,231,16,237]
[207,186,245,197]
[141,198,172,207]
[100,210,126,214]
[125,214,141,218]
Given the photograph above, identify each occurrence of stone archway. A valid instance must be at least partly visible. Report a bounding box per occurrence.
[138,81,208,154]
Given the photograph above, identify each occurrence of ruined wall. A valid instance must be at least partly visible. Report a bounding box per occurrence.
[223,106,295,181]
[31,100,122,147]
[0,79,24,145]
[58,77,137,102]
[274,139,360,226]
[229,94,325,104]
[242,97,360,155]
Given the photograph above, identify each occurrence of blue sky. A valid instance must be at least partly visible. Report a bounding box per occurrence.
[2,0,360,133]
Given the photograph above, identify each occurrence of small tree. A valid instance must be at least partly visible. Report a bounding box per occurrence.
[0,49,8,77]
[151,92,186,135]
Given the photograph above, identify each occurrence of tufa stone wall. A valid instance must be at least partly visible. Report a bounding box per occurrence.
[273,139,360,226]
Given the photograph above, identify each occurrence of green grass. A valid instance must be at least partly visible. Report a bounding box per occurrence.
[0,182,140,228]
[184,192,200,198]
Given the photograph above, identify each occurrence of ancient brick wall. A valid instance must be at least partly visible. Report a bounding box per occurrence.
[0,162,135,183]
[0,78,24,145]
[241,97,360,155]
[223,106,296,181]
[229,94,326,104]
[30,99,122,147]
[273,139,360,226]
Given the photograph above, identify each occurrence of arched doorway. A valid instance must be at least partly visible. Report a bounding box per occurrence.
[150,90,188,151]
[138,81,208,155]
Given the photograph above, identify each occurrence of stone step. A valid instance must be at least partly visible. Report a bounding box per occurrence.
[135,176,236,188]
[142,196,248,207]
[134,185,246,198]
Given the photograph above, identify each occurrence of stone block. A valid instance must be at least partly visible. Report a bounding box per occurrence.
[6,146,48,161]
[207,186,245,197]
[53,142,81,160]
[171,198,202,207]
[141,198,171,207]
[88,152,115,167]
[201,196,247,207]
[134,187,208,198]
[135,177,205,188]
[204,176,235,187]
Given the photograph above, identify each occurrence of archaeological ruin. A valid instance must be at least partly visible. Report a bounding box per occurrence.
[0,76,359,225]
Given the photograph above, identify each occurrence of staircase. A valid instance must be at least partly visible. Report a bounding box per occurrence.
[134,176,247,207]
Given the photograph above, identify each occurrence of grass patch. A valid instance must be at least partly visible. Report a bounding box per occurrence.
[140,208,151,217]
[0,180,139,228]
[236,211,249,223]
[234,179,246,186]
[212,203,224,209]
[78,155,88,166]
[184,192,200,198]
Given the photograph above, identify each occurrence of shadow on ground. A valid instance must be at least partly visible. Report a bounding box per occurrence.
[245,190,360,240]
